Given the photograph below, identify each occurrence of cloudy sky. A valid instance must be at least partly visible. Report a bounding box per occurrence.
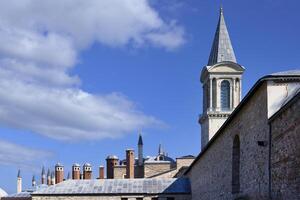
[0,0,299,193]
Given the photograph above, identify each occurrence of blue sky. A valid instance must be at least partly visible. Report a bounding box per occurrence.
[0,0,299,194]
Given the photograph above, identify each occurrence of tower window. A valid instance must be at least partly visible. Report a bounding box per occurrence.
[232,135,240,194]
[221,80,230,110]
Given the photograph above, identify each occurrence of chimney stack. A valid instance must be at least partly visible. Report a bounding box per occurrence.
[72,164,81,180]
[99,165,105,179]
[106,155,119,179]
[17,170,22,193]
[83,163,92,179]
[47,169,51,185]
[126,149,134,179]
[55,163,64,184]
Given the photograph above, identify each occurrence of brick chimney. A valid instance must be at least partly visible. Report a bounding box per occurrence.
[106,155,119,179]
[83,163,92,179]
[55,163,64,184]
[72,163,80,180]
[99,165,105,179]
[126,149,134,179]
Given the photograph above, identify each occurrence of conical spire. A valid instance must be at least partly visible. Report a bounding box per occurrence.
[138,134,143,145]
[158,144,163,155]
[41,166,45,175]
[208,7,237,65]
[17,169,21,178]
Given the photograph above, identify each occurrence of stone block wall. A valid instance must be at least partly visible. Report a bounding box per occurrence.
[270,94,300,199]
[144,162,172,178]
[187,83,270,199]
[113,166,126,179]
[32,194,191,200]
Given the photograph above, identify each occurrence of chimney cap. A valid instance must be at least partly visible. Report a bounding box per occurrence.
[55,162,63,167]
[126,149,134,152]
[84,163,91,167]
[72,163,80,167]
[106,155,118,160]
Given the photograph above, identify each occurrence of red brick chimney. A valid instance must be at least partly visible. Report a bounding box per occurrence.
[106,155,119,179]
[83,163,92,179]
[99,165,105,179]
[126,149,134,179]
[72,164,80,180]
[55,163,64,184]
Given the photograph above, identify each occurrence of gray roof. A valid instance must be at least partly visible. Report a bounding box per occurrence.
[33,178,191,195]
[3,192,31,198]
[271,70,300,76]
[208,7,237,65]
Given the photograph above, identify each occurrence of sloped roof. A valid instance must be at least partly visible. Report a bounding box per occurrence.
[208,7,236,65]
[33,178,191,195]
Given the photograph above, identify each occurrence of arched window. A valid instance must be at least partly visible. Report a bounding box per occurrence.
[212,78,217,109]
[221,80,230,110]
[232,135,240,194]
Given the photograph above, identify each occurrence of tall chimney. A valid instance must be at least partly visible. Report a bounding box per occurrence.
[106,155,119,179]
[83,163,92,179]
[126,149,135,179]
[72,164,81,180]
[55,163,64,184]
[47,169,51,185]
[99,165,105,179]
[138,134,143,166]
[41,166,46,184]
[17,170,22,193]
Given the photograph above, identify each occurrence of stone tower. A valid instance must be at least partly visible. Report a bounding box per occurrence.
[138,134,143,166]
[200,7,245,149]
[17,170,22,193]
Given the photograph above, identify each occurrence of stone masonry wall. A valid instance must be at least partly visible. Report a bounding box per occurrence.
[32,194,191,200]
[113,166,126,179]
[187,83,270,200]
[144,162,171,178]
[270,94,300,199]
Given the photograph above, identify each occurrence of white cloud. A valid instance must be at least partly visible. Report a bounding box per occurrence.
[0,0,175,141]
[0,140,52,169]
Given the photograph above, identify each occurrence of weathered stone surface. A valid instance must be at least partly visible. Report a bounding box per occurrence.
[270,93,300,199]
[187,83,270,200]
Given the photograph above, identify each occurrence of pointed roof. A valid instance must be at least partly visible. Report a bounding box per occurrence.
[138,134,143,145]
[41,166,45,175]
[208,7,237,66]
[158,144,163,155]
[17,169,21,178]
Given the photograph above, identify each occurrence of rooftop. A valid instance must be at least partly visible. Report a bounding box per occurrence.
[33,178,191,195]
